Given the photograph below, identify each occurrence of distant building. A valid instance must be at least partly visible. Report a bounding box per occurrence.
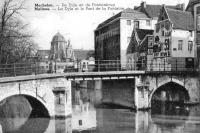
[36,50,50,73]
[37,32,75,73]
[150,5,195,71]
[74,50,95,72]
[94,8,152,70]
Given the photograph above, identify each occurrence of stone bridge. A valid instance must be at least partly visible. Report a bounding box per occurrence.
[135,72,200,109]
[0,71,199,118]
[0,77,71,118]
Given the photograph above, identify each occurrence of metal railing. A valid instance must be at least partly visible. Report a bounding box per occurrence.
[0,59,196,78]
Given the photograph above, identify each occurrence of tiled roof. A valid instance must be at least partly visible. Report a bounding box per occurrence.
[136,29,154,41]
[126,29,153,54]
[74,49,94,61]
[126,31,138,54]
[166,8,194,30]
[97,8,148,29]
[135,4,178,18]
[139,36,151,53]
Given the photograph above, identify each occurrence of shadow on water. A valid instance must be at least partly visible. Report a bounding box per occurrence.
[0,95,50,133]
[151,100,190,116]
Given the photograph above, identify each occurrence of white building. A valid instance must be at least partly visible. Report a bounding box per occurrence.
[95,8,153,70]
[150,5,195,71]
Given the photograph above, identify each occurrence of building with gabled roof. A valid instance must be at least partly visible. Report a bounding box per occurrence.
[126,29,154,70]
[73,49,95,72]
[164,8,194,31]
[134,2,185,19]
[95,8,154,70]
[150,5,195,71]
[125,2,187,71]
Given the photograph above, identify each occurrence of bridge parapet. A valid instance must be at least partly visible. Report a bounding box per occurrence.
[0,77,71,118]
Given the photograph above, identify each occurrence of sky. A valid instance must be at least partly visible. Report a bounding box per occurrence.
[20,0,190,50]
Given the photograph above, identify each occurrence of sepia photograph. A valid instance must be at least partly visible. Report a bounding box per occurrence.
[0,0,200,132]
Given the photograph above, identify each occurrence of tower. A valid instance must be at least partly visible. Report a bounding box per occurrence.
[50,32,68,62]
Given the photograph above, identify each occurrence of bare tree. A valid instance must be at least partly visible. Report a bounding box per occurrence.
[0,0,38,64]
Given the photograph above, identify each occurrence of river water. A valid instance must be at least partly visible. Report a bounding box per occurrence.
[0,82,200,133]
[0,102,200,133]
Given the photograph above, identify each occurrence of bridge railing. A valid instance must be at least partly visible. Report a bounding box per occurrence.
[94,59,196,72]
[0,59,196,77]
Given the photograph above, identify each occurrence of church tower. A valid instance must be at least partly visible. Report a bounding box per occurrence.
[50,32,75,62]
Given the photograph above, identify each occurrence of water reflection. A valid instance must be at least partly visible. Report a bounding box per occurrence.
[0,81,200,133]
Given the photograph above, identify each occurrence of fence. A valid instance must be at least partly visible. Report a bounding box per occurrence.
[0,59,196,77]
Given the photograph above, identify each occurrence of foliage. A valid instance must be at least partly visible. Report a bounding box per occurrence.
[0,0,38,64]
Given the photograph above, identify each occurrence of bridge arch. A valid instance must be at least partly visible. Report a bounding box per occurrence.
[0,89,52,117]
[149,78,190,106]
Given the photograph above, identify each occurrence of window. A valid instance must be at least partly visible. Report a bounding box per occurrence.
[188,41,193,51]
[134,21,139,29]
[83,62,86,69]
[127,37,131,44]
[127,20,131,25]
[146,20,151,26]
[148,37,153,47]
[178,40,183,50]
[148,49,153,55]
[162,30,165,36]
[189,31,193,37]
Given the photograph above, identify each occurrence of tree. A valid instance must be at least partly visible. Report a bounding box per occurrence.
[0,0,38,64]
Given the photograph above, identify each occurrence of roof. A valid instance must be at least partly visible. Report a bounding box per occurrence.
[139,35,153,53]
[166,8,194,30]
[74,49,94,61]
[186,0,200,11]
[135,4,179,18]
[136,29,154,41]
[51,32,66,42]
[97,8,149,29]
[126,29,153,54]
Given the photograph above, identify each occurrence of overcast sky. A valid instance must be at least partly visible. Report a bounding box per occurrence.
[21,0,189,50]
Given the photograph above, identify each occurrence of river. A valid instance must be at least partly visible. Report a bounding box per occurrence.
[0,81,200,133]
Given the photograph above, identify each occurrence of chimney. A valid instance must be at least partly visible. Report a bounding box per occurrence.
[141,1,146,8]
[176,3,185,11]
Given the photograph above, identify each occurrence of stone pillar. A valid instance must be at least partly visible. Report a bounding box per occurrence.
[94,80,102,105]
[135,76,149,110]
[52,87,69,118]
